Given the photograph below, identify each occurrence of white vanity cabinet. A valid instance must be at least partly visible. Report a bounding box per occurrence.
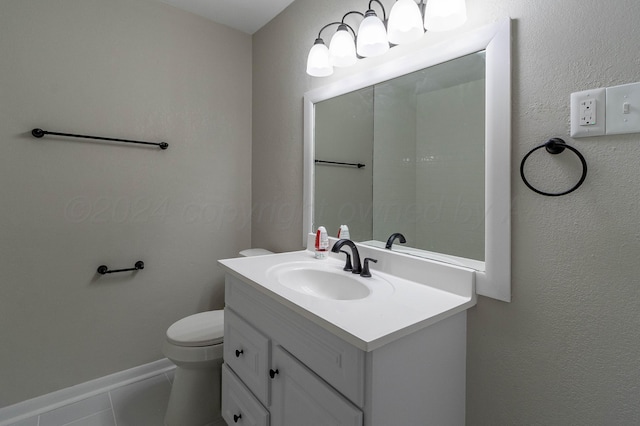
[221,273,468,426]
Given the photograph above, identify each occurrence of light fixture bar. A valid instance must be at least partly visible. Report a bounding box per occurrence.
[306,0,468,77]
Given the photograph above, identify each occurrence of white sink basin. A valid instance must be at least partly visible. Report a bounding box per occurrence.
[267,261,393,301]
[277,268,370,300]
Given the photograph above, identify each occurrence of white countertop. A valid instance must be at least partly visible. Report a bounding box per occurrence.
[218,248,476,351]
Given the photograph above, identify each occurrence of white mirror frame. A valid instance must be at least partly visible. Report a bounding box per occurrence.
[303,18,511,302]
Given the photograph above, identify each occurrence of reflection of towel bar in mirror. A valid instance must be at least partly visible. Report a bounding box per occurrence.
[315,159,366,168]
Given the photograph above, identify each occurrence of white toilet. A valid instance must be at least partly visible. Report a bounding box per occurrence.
[163,248,272,426]
[163,310,224,426]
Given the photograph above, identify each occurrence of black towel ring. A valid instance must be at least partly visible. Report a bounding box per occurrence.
[520,138,587,197]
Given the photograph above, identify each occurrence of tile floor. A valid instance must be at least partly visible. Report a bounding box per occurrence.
[7,370,188,426]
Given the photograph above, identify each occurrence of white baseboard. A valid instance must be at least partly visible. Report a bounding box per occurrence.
[0,358,175,426]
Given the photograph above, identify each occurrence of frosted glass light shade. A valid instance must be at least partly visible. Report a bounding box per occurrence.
[387,0,424,44]
[356,10,389,57]
[306,39,333,77]
[424,0,467,32]
[329,26,357,67]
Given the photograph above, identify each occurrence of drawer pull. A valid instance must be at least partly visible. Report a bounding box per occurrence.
[269,368,279,379]
[235,349,244,358]
[233,413,242,423]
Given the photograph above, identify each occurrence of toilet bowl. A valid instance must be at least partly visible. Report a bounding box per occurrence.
[163,310,224,426]
[163,248,272,426]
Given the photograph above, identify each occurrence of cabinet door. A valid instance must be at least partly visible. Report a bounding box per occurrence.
[222,364,269,426]
[224,308,271,405]
[270,346,362,426]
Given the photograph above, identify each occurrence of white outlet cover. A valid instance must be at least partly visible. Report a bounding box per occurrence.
[570,88,606,137]
[606,82,640,135]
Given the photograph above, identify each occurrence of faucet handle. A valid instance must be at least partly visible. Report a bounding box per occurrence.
[339,250,353,271]
[361,258,378,278]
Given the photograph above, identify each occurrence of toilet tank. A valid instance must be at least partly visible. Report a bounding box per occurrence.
[239,248,273,257]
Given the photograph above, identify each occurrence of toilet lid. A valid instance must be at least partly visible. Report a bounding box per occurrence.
[166,310,224,347]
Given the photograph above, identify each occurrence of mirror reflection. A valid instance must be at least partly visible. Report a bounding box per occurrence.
[313,52,486,262]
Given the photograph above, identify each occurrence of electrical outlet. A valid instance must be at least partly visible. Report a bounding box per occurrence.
[579,99,596,125]
[571,88,606,137]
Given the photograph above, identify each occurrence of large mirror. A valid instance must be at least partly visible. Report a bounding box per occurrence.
[314,52,486,263]
[304,19,511,301]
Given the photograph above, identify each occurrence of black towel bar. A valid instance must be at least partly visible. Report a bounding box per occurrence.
[97,261,144,275]
[32,128,168,150]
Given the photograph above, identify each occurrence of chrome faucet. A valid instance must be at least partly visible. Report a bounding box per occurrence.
[331,239,362,275]
[385,232,406,249]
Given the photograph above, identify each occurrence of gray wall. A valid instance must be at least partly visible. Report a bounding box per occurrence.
[0,0,251,407]
[252,0,640,424]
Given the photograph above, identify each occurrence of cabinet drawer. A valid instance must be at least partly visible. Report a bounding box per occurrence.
[270,346,362,426]
[224,308,270,405]
[226,274,365,407]
[222,364,269,426]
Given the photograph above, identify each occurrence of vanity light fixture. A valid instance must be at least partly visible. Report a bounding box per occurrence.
[356,5,389,57]
[387,0,424,44]
[307,20,359,77]
[306,36,333,77]
[306,0,467,77]
[329,21,359,67]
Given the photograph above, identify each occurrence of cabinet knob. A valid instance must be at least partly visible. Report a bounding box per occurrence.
[235,349,244,358]
[269,368,279,379]
[233,413,242,423]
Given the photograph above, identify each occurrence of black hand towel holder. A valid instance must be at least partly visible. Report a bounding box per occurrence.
[520,138,587,197]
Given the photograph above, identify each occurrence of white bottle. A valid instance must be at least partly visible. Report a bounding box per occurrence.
[315,226,329,259]
[338,224,350,240]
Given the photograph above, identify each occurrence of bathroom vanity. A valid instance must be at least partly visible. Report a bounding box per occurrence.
[218,244,476,426]
[216,18,511,426]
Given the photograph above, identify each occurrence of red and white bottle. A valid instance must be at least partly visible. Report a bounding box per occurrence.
[337,224,350,240]
[315,226,329,259]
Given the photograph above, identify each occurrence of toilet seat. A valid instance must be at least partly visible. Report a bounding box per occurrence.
[166,310,224,347]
